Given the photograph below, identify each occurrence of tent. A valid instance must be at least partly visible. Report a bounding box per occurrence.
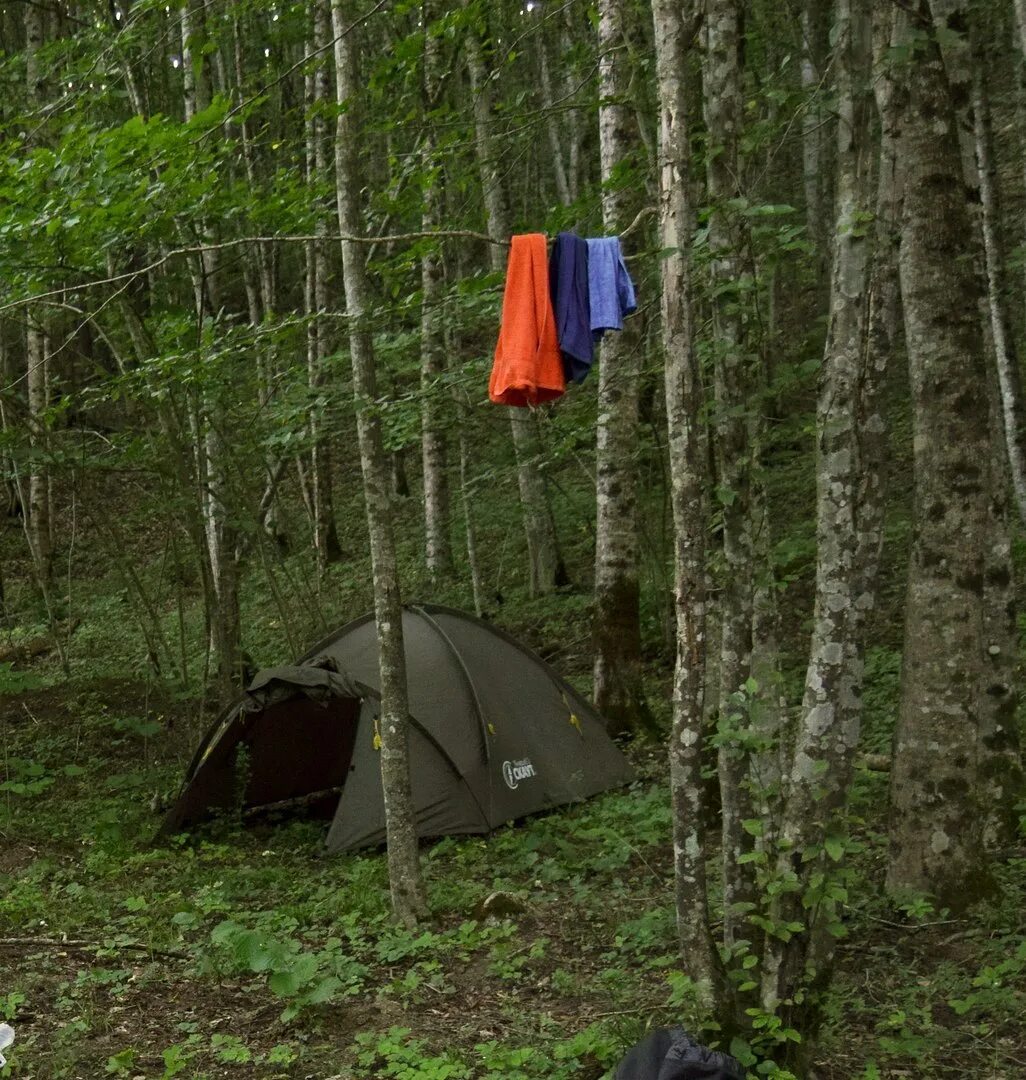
[161,603,633,852]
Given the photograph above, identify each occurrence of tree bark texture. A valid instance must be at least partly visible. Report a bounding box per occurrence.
[308,0,342,570]
[234,18,286,552]
[24,1,51,577]
[538,37,572,207]
[593,0,647,736]
[885,1,994,910]
[762,0,875,1024]
[24,1,44,101]
[180,0,241,701]
[331,0,427,927]
[25,318,52,576]
[703,0,758,952]
[801,0,831,260]
[970,32,1026,528]
[967,24,1025,843]
[651,0,723,1019]
[927,0,1024,844]
[420,4,453,579]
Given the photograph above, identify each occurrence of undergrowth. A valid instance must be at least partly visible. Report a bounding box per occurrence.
[2,672,1025,1078]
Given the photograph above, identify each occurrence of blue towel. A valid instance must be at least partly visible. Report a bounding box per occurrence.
[586,236,637,339]
[548,232,594,383]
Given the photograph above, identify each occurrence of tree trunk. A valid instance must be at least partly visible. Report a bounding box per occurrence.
[459,424,486,619]
[538,37,572,207]
[651,0,724,1020]
[420,3,453,579]
[24,1,51,577]
[232,13,285,550]
[593,0,647,736]
[966,24,1024,843]
[925,0,1024,847]
[24,1,44,99]
[25,318,52,576]
[330,0,427,927]
[1015,2,1026,331]
[971,36,1026,526]
[885,0,994,911]
[307,2,342,570]
[762,0,875,1039]
[180,0,241,702]
[462,1,562,597]
[801,0,831,260]
[703,0,758,951]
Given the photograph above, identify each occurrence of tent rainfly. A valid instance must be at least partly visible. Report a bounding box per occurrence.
[160,604,633,852]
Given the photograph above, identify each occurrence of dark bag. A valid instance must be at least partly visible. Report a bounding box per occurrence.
[614,1027,746,1080]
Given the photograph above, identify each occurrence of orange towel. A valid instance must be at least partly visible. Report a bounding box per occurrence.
[489,233,566,407]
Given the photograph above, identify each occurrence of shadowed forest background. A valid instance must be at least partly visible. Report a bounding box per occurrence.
[2,0,1026,1077]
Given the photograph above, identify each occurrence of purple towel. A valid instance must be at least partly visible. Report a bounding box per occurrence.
[549,231,594,384]
[586,236,637,338]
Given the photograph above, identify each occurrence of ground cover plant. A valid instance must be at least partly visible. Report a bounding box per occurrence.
[2,660,1026,1078]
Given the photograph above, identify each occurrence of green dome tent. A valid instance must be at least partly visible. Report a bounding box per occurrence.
[161,604,633,852]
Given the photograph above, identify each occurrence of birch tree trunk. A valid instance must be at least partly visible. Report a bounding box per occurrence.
[593,0,647,735]
[651,0,724,1020]
[25,318,51,576]
[885,0,994,910]
[330,0,427,927]
[24,0,52,577]
[420,3,453,579]
[233,16,287,551]
[309,0,342,570]
[538,37,572,208]
[762,0,875,1039]
[462,1,563,597]
[703,0,758,951]
[459,428,486,619]
[180,0,241,701]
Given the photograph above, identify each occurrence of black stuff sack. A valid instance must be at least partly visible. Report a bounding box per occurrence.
[614,1027,746,1080]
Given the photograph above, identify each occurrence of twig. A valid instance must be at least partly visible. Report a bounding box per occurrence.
[0,231,503,318]
[862,914,963,930]
[0,937,189,961]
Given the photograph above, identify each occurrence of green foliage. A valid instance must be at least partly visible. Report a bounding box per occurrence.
[352,1023,624,1080]
[0,663,44,695]
[208,919,367,1022]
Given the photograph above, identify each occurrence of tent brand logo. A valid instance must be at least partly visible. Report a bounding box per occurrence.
[502,758,536,789]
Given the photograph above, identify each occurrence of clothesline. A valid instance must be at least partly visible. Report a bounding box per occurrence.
[0,207,658,316]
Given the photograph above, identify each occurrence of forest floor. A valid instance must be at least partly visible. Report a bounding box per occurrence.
[2,671,1026,1080]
